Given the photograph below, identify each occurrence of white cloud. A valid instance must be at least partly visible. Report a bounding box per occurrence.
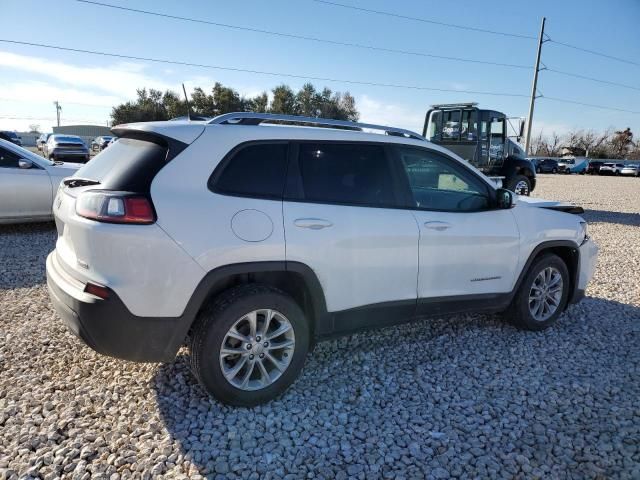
[357,95,424,133]
[0,51,174,97]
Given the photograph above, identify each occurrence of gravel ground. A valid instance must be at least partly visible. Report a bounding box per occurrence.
[1,174,639,479]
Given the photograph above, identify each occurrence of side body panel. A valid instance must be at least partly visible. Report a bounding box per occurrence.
[412,209,520,299]
[283,201,419,312]
[0,166,52,220]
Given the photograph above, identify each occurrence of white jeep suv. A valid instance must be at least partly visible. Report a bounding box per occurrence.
[46,113,598,406]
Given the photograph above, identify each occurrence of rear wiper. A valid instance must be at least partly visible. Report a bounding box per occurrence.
[63,177,100,188]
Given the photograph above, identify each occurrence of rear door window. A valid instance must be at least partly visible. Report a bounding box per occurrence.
[210,143,289,199]
[292,143,397,208]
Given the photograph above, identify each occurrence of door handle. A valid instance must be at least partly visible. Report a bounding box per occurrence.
[424,221,451,231]
[294,218,333,230]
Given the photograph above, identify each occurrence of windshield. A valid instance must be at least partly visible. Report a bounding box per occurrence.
[426,109,478,142]
[53,136,83,143]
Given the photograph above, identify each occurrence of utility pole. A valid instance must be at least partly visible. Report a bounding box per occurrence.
[53,101,62,127]
[525,17,546,155]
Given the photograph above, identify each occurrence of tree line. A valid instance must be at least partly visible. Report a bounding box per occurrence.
[531,127,639,160]
[111,82,359,125]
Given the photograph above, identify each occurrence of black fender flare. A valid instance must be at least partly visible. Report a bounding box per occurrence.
[510,240,581,306]
[167,261,330,355]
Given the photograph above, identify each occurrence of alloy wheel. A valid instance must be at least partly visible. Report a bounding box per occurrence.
[528,267,564,322]
[514,180,530,196]
[219,309,295,391]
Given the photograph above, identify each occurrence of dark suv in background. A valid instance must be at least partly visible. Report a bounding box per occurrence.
[0,131,22,146]
[530,158,559,174]
[586,161,604,175]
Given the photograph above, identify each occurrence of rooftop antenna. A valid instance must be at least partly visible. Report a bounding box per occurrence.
[182,83,191,121]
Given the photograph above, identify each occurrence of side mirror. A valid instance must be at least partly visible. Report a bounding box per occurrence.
[496,188,514,209]
[18,159,33,169]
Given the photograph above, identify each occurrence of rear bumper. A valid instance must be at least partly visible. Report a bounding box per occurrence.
[46,251,184,362]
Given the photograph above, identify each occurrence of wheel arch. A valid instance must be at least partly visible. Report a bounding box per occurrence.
[512,240,580,308]
[179,261,329,345]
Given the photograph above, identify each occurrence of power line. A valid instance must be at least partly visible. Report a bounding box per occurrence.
[69,1,640,99]
[310,0,638,69]
[310,0,537,40]
[546,69,640,92]
[542,96,640,115]
[0,39,530,98]
[548,39,640,68]
[0,39,637,115]
[74,0,531,70]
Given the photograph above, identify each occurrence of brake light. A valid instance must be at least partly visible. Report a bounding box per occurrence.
[76,191,155,224]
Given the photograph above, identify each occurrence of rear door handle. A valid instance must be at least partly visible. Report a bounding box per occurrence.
[294,218,333,230]
[424,221,452,231]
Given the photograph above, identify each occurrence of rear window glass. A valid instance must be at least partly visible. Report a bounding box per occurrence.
[297,143,396,207]
[75,137,167,191]
[211,143,289,199]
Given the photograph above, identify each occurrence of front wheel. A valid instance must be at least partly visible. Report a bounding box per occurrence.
[505,254,570,331]
[506,175,531,196]
[190,284,310,406]
[552,168,558,174]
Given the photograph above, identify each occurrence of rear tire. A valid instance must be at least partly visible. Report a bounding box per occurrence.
[189,284,310,407]
[552,168,558,174]
[505,254,570,331]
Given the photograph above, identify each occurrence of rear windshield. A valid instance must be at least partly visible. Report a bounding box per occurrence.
[55,136,83,143]
[74,137,168,192]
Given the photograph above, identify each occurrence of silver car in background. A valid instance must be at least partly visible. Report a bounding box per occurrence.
[621,164,639,177]
[0,139,81,223]
[44,135,90,163]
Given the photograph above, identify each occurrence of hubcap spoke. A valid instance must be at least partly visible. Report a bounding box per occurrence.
[256,359,272,386]
[220,346,247,357]
[267,338,295,350]
[227,327,250,343]
[267,323,292,340]
[223,355,248,381]
[247,311,258,339]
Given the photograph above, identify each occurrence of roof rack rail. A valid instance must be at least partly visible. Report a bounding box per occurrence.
[208,112,425,141]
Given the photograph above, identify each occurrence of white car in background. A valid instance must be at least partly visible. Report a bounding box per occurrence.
[0,139,81,224]
[598,162,625,175]
[621,164,639,177]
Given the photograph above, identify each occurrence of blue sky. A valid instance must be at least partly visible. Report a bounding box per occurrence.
[1,0,638,137]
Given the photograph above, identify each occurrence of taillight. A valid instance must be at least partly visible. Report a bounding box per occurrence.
[76,191,155,224]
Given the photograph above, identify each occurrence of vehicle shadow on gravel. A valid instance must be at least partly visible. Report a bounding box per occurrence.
[582,209,640,226]
[152,296,640,478]
[0,222,56,289]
